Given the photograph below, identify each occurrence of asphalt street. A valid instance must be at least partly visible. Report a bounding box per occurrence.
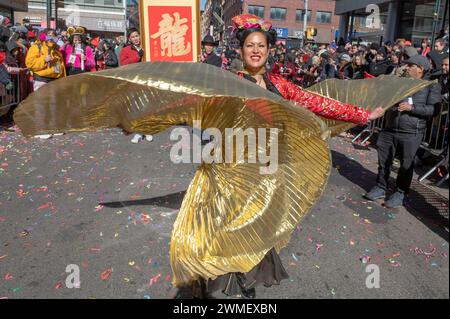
[0,127,448,299]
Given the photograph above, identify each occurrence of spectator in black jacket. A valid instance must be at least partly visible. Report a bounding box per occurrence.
[336,54,353,79]
[368,47,394,76]
[352,54,368,79]
[318,50,336,81]
[364,55,442,208]
[440,56,449,104]
[199,35,221,68]
[100,40,118,69]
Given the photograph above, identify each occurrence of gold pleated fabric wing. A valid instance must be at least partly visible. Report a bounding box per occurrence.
[307,75,434,136]
[14,62,431,287]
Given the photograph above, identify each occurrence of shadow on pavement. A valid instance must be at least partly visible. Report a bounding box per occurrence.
[332,150,449,242]
[100,191,186,210]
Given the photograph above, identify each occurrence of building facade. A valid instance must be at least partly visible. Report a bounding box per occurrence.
[14,0,128,38]
[335,0,449,45]
[1,0,28,19]
[201,0,224,43]
[221,0,341,47]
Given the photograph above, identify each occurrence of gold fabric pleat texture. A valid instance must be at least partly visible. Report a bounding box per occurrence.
[306,75,433,136]
[13,62,432,287]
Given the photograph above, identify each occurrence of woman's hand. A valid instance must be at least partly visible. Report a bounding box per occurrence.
[368,107,385,121]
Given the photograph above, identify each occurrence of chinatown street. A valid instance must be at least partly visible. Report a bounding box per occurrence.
[0,127,448,299]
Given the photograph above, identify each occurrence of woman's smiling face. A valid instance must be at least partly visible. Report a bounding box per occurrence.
[242,32,269,73]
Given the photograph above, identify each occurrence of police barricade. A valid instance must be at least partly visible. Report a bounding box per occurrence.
[0,70,25,118]
[351,115,386,145]
[418,102,449,186]
[350,104,448,186]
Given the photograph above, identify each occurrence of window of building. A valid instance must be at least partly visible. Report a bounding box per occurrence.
[316,11,332,24]
[248,5,265,18]
[270,7,287,20]
[296,9,311,22]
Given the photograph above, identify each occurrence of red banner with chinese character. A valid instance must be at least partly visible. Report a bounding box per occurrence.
[140,0,200,62]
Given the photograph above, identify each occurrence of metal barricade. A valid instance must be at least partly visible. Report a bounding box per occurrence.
[350,103,448,185]
[418,102,449,185]
[0,70,23,118]
[352,115,386,145]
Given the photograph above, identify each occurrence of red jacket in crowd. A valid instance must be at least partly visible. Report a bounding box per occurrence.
[120,45,142,66]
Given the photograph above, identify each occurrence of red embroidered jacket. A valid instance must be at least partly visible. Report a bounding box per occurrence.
[238,71,370,125]
[266,73,370,125]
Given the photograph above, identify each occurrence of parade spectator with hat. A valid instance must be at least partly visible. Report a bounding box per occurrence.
[368,47,394,76]
[199,34,221,68]
[337,53,353,79]
[61,27,95,75]
[25,31,66,139]
[364,55,441,208]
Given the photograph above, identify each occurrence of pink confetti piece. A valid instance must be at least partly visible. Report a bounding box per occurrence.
[414,246,437,260]
[149,274,161,286]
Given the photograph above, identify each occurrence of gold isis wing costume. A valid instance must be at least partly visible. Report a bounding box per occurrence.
[14,62,432,287]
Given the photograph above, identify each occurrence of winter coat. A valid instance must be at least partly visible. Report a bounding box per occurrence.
[61,44,95,72]
[25,40,66,80]
[384,76,441,134]
[120,44,143,66]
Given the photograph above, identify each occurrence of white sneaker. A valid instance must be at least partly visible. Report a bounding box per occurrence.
[131,134,144,144]
[145,135,153,142]
[35,134,52,139]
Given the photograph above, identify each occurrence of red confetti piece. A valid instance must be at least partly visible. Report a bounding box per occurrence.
[4,273,13,280]
[38,202,53,210]
[55,282,63,289]
[148,274,161,286]
[101,268,113,280]
[131,193,141,200]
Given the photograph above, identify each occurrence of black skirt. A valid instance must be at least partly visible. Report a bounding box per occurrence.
[192,248,289,298]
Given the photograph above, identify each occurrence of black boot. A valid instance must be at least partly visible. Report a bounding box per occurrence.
[241,287,256,299]
[192,278,213,299]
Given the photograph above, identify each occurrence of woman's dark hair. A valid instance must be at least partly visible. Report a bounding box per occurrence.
[69,33,85,45]
[127,28,139,39]
[235,28,277,48]
[286,53,295,63]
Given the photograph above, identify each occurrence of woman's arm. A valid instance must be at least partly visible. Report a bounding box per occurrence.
[271,74,373,125]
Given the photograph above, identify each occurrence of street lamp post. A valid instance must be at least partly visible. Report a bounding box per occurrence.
[47,0,52,29]
[430,0,442,49]
[303,0,308,47]
[123,0,127,40]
